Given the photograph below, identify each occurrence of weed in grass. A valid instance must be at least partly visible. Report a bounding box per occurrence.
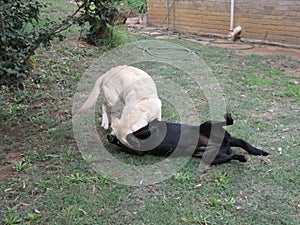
[223,197,236,207]
[27,212,41,223]
[96,175,108,186]
[61,145,76,161]
[173,171,192,183]
[3,205,23,225]
[66,173,89,183]
[181,214,210,224]
[214,172,230,188]
[72,73,81,82]
[36,179,53,189]
[209,197,221,208]
[3,215,23,225]
[208,196,236,209]
[82,154,100,163]
[13,158,30,172]
[6,205,20,214]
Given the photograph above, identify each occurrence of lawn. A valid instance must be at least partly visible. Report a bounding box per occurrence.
[0,1,299,224]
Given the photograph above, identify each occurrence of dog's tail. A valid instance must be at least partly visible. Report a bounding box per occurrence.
[77,75,104,114]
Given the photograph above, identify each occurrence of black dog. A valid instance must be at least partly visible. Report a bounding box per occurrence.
[107,113,269,165]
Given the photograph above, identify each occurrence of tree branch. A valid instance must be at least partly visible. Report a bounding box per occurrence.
[23,2,85,64]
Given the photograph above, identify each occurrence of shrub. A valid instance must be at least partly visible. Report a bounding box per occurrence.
[0,0,121,89]
[0,0,68,89]
[125,0,147,15]
[76,0,119,45]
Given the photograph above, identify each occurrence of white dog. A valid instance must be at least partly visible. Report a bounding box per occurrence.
[78,65,162,146]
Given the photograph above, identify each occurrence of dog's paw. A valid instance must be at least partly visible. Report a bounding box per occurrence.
[101,120,109,129]
[257,148,269,156]
[224,113,234,125]
[232,154,247,162]
[251,148,269,156]
[260,151,269,156]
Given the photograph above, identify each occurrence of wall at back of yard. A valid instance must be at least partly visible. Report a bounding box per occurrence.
[147,0,300,47]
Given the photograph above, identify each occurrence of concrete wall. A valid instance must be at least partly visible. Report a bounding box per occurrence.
[147,0,300,46]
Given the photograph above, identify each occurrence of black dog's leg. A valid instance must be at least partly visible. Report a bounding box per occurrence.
[210,152,247,165]
[232,154,247,162]
[201,144,247,165]
[229,137,269,156]
[211,153,233,165]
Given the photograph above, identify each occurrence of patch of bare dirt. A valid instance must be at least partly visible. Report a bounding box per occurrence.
[235,45,300,61]
[0,125,26,181]
[0,151,22,180]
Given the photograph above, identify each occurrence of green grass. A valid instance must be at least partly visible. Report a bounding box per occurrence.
[1,1,300,224]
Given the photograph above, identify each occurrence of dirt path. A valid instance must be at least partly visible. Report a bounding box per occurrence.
[235,45,300,61]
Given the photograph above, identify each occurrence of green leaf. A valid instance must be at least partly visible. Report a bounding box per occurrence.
[89,3,96,11]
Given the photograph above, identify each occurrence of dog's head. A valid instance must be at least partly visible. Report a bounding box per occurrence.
[111,117,138,148]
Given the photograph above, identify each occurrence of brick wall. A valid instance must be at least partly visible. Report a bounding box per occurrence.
[147,0,300,46]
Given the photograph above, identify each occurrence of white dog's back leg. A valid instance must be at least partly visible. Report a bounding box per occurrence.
[101,104,109,129]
